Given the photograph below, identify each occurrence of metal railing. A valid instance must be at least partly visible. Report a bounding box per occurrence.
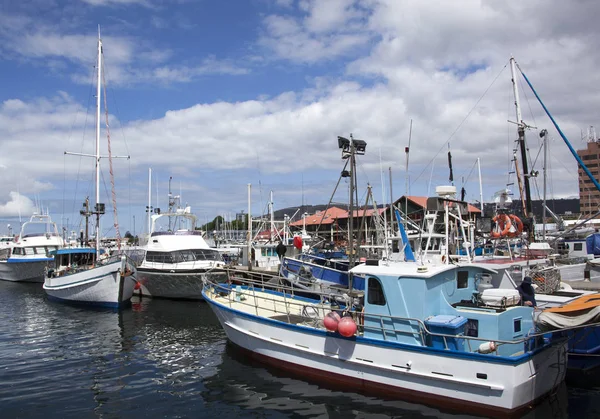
[203,271,560,357]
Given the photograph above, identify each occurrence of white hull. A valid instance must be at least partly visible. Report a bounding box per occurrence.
[43,259,135,308]
[205,292,567,417]
[136,267,227,300]
[0,259,51,282]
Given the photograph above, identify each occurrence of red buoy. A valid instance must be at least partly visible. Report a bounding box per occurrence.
[323,311,340,331]
[293,236,303,250]
[338,316,357,337]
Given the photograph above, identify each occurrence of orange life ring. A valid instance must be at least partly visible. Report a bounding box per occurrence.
[507,214,523,237]
[491,214,512,238]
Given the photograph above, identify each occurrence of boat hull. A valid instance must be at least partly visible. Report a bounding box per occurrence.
[43,259,135,308]
[136,268,227,300]
[204,292,567,418]
[0,258,52,283]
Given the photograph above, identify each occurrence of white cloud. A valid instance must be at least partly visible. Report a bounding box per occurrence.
[0,192,38,218]
[1,0,598,225]
[259,0,372,63]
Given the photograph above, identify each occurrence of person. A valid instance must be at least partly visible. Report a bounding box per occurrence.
[517,276,537,307]
[276,240,287,260]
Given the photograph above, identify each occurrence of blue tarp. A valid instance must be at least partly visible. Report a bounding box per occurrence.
[586,234,600,257]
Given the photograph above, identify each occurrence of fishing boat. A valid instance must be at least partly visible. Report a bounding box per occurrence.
[0,214,64,282]
[135,181,226,300]
[202,248,567,418]
[43,28,136,308]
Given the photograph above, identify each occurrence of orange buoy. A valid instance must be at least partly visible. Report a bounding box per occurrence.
[324,311,341,331]
[338,316,357,337]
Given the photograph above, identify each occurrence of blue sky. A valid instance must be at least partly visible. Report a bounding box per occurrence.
[1,0,600,238]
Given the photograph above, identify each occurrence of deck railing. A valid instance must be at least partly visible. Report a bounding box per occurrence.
[203,270,561,357]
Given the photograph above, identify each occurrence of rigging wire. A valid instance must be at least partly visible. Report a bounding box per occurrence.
[411,62,509,187]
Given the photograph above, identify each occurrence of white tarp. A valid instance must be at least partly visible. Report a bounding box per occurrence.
[537,306,600,331]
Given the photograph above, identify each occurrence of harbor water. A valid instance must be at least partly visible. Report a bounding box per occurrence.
[1,281,599,418]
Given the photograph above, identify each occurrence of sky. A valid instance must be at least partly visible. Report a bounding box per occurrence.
[1,0,600,238]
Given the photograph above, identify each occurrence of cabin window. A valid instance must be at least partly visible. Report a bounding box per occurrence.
[193,249,222,261]
[392,240,400,253]
[146,252,173,263]
[457,271,469,289]
[574,243,583,251]
[514,318,522,334]
[367,277,386,306]
[465,319,479,337]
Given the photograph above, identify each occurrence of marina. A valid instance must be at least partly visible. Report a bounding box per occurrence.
[3,1,600,417]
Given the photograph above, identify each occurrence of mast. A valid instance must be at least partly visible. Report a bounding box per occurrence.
[269,190,274,241]
[247,183,252,270]
[147,167,152,234]
[541,129,548,240]
[348,139,355,268]
[94,28,102,254]
[405,119,412,229]
[477,158,484,215]
[510,57,533,218]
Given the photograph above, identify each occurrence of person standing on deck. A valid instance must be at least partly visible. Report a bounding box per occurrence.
[276,240,287,260]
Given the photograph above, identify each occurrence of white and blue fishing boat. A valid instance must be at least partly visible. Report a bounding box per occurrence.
[203,250,567,417]
[0,214,64,282]
[44,248,136,308]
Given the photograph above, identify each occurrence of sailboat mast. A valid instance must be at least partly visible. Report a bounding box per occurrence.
[95,29,102,254]
[510,57,533,218]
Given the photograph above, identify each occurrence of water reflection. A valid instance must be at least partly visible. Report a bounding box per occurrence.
[0,281,583,419]
[0,283,227,418]
[202,343,569,419]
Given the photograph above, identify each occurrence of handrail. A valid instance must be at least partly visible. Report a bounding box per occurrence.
[204,273,557,353]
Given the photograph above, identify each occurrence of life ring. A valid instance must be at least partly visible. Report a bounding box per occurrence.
[491,214,512,238]
[507,214,523,237]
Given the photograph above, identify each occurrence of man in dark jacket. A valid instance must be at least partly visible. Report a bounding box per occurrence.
[276,240,287,260]
[517,276,537,307]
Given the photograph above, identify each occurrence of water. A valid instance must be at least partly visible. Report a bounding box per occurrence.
[1,282,598,419]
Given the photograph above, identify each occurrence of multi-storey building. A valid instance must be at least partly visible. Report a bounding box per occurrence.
[577,139,600,217]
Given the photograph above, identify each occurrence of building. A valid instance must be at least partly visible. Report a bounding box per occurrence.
[578,139,600,217]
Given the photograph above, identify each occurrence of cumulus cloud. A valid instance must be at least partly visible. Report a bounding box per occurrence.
[0,0,597,225]
[0,193,38,218]
[259,0,373,63]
